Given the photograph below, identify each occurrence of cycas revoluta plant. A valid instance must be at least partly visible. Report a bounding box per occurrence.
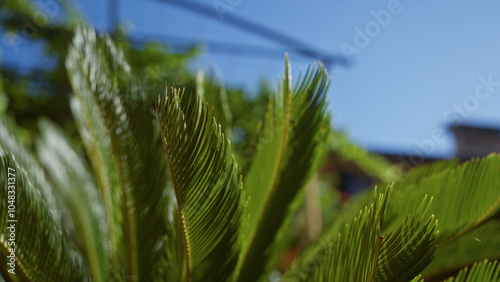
[1,25,500,282]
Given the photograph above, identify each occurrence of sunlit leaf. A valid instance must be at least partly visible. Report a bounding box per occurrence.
[66,24,172,281]
[36,119,110,282]
[156,87,242,282]
[285,187,437,282]
[236,56,331,282]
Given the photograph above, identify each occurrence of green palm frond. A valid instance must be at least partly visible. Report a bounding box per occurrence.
[381,155,500,279]
[285,187,437,282]
[319,158,462,240]
[0,115,88,281]
[0,117,55,207]
[66,24,172,281]
[235,55,331,281]
[442,259,500,282]
[155,87,243,282]
[423,221,500,281]
[35,119,109,282]
[0,149,89,281]
[315,154,500,280]
[152,201,186,282]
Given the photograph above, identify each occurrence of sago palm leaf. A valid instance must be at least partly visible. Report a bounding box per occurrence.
[35,119,109,282]
[66,24,172,281]
[155,87,243,282]
[152,199,186,282]
[422,220,500,281]
[442,259,500,282]
[284,187,438,281]
[378,155,500,279]
[316,154,500,280]
[0,116,89,281]
[382,155,500,239]
[319,158,461,239]
[236,56,331,281]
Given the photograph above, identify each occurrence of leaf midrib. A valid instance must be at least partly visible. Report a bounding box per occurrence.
[369,234,384,281]
[437,196,500,249]
[75,52,138,281]
[155,105,191,282]
[1,240,31,281]
[237,84,292,281]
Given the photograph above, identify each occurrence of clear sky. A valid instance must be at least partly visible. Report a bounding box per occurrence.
[3,0,500,158]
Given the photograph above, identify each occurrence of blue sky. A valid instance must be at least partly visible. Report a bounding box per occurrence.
[3,0,500,157]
